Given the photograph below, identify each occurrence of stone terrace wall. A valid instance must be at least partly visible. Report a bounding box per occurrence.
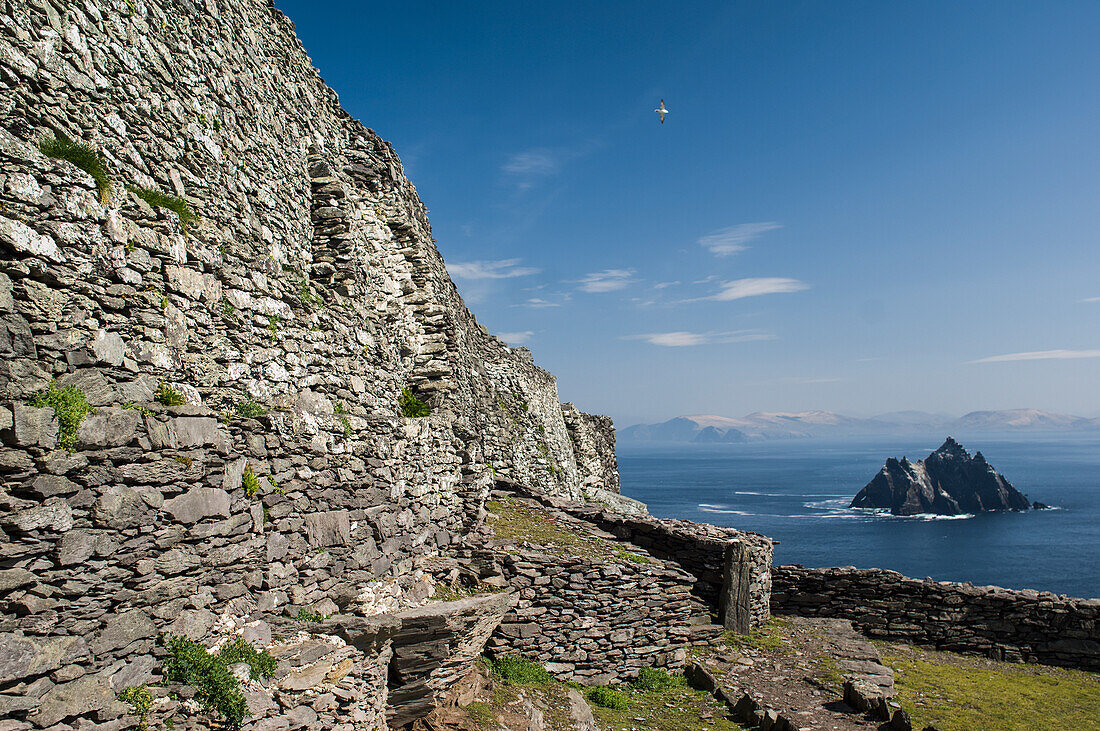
[483,550,714,685]
[0,0,622,727]
[503,482,774,631]
[772,565,1100,671]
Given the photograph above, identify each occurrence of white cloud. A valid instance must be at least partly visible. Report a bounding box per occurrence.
[654,281,679,289]
[502,149,562,175]
[499,331,534,345]
[1081,296,1100,303]
[518,297,561,308]
[446,258,540,280]
[698,222,782,256]
[968,349,1100,364]
[576,269,635,293]
[712,277,809,301]
[624,330,773,347]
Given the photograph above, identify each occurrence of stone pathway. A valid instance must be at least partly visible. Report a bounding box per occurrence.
[688,615,902,731]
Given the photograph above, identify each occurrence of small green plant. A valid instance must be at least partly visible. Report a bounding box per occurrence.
[120,401,153,416]
[339,415,351,437]
[295,608,326,623]
[118,685,153,727]
[266,314,279,340]
[162,635,248,729]
[221,298,237,323]
[633,667,682,693]
[155,383,186,406]
[128,185,198,230]
[262,507,271,524]
[173,455,194,467]
[399,388,430,418]
[585,686,630,710]
[234,398,266,419]
[315,547,328,554]
[241,464,260,498]
[266,475,281,494]
[27,381,94,451]
[216,637,278,680]
[213,117,221,132]
[332,401,346,415]
[197,113,206,126]
[126,239,136,253]
[487,655,551,686]
[38,133,112,200]
[123,0,136,17]
[299,280,321,309]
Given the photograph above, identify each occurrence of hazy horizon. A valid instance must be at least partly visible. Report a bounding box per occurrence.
[277,1,1100,426]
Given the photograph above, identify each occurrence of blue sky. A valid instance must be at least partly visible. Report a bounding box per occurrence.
[276,1,1100,425]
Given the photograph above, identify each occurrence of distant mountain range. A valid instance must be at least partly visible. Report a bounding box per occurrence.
[618,409,1100,443]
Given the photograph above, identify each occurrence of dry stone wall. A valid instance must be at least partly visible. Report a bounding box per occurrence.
[772,565,1100,671]
[0,0,629,728]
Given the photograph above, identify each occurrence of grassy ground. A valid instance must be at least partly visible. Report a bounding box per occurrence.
[485,497,651,564]
[590,678,745,731]
[877,642,1100,731]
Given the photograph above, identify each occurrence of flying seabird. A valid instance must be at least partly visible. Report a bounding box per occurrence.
[655,99,669,124]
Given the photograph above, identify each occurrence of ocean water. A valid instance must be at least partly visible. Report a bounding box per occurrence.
[617,436,1100,599]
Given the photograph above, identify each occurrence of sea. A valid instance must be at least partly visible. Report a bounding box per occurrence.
[617,435,1100,599]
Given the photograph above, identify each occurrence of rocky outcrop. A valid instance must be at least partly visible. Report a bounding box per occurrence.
[850,437,1034,515]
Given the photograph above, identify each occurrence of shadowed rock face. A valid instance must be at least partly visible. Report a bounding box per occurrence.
[850,437,1033,515]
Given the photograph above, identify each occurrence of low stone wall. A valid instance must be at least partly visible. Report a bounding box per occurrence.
[772,565,1100,671]
[506,483,774,631]
[485,550,714,685]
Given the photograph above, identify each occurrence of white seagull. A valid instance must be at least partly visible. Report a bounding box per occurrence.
[654,99,669,124]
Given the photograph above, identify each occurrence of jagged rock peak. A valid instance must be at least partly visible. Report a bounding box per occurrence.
[850,438,1035,516]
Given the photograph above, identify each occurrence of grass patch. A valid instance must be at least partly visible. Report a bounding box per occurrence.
[723,616,790,653]
[120,401,153,416]
[294,608,326,623]
[27,381,94,451]
[464,700,496,729]
[155,383,186,406]
[590,678,745,731]
[399,387,431,417]
[118,685,153,727]
[234,398,266,419]
[129,185,198,230]
[216,637,278,680]
[486,497,652,564]
[633,667,684,692]
[585,686,630,710]
[487,655,552,686]
[39,133,111,200]
[878,642,1100,731]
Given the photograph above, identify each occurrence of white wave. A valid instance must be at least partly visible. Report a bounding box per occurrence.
[698,504,754,516]
[803,498,851,511]
[733,491,851,498]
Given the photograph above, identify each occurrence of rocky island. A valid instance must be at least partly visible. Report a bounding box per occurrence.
[850,437,1041,515]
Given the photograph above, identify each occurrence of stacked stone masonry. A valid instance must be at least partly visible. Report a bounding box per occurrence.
[0,0,632,728]
[772,565,1100,671]
[503,482,774,631]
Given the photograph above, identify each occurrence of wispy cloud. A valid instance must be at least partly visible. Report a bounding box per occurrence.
[968,349,1100,364]
[712,277,809,301]
[502,149,563,176]
[499,331,534,345]
[698,222,782,256]
[1081,296,1100,303]
[654,281,680,290]
[576,269,635,293]
[446,258,540,280]
[624,330,773,347]
[518,297,562,308]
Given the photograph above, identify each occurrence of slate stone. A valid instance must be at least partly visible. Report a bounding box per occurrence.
[91,610,157,655]
[304,510,351,547]
[0,633,88,684]
[161,487,231,523]
[76,408,141,448]
[93,486,147,530]
[2,404,57,448]
[2,498,72,533]
[31,672,124,728]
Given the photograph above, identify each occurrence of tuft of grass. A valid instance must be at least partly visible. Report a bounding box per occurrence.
[487,655,552,686]
[162,635,250,728]
[294,608,326,623]
[39,133,111,200]
[121,401,154,416]
[27,381,94,451]
[332,400,346,415]
[234,398,266,419]
[216,637,278,680]
[118,685,153,727]
[155,383,186,406]
[464,700,496,729]
[129,185,198,230]
[879,642,1100,731]
[339,415,351,437]
[723,617,789,653]
[585,685,630,710]
[399,387,431,418]
[266,314,279,340]
[633,667,684,693]
[241,465,260,498]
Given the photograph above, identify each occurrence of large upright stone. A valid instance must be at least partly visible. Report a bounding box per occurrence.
[720,540,752,634]
[304,510,351,547]
[2,403,57,448]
